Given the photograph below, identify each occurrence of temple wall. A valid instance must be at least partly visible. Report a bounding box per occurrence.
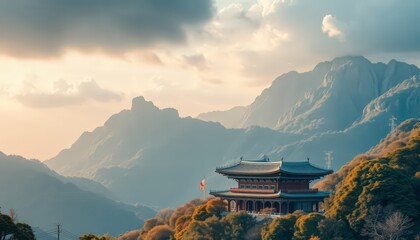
[279,181,309,190]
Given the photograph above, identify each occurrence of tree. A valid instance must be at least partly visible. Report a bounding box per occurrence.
[79,234,106,240]
[0,213,17,240]
[293,213,325,240]
[326,159,419,231]
[317,217,355,240]
[12,223,35,240]
[156,208,175,225]
[181,216,228,240]
[205,198,226,218]
[380,211,414,240]
[224,212,256,240]
[144,225,174,240]
[174,215,192,240]
[361,206,414,240]
[261,214,298,240]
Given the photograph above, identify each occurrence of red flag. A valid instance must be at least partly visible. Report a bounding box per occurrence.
[200,178,205,190]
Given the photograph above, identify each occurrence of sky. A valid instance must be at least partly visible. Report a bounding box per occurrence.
[0,0,419,160]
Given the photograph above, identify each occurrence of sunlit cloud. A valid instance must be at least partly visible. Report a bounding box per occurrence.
[322,14,345,41]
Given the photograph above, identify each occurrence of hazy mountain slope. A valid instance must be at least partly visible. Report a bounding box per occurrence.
[313,118,420,192]
[196,106,246,128]
[268,76,420,170]
[47,97,302,208]
[276,57,420,133]
[0,152,146,236]
[199,57,420,131]
[198,61,332,128]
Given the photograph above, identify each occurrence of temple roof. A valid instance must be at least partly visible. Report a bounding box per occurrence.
[210,190,330,199]
[280,161,332,175]
[216,158,332,176]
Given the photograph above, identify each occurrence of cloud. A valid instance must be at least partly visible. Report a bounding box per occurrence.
[16,80,123,108]
[322,14,345,40]
[182,54,208,70]
[0,0,214,57]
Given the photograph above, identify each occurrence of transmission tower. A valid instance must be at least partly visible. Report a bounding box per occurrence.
[389,116,397,133]
[325,151,333,170]
[57,224,61,240]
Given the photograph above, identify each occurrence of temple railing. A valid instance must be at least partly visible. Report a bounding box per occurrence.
[282,188,319,193]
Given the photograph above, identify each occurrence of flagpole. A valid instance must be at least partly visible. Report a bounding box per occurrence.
[203,176,206,200]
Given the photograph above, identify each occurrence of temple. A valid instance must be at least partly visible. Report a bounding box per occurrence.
[210,156,333,215]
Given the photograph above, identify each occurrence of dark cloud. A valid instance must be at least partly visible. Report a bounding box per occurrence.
[0,0,214,57]
[16,80,123,108]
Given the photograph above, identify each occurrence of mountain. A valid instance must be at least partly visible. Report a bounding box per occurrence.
[46,56,420,208]
[267,75,420,170]
[46,97,301,208]
[198,57,420,131]
[314,118,420,191]
[0,152,152,237]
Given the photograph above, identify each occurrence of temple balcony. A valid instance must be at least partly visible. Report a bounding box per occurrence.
[282,188,319,193]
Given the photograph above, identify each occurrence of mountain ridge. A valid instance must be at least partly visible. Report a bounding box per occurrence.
[0,152,156,237]
[46,56,420,208]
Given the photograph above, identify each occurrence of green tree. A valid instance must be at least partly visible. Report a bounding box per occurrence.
[181,216,228,240]
[326,159,419,231]
[0,213,17,240]
[261,214,298,240]
[317,218,355,240]
[12,223,35,240]
[224,212,256,240]
[293,213,325,240]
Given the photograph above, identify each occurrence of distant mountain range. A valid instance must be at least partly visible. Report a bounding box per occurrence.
[46,56,420,208]
[199,56,420,131]
[0,152,155,237]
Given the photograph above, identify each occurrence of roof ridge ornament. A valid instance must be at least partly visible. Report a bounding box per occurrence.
[262,154,269,162]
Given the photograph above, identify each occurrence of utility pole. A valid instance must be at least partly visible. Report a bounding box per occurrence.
[389,116,397,133]
[57,224,61,240]
[325,151,333,170]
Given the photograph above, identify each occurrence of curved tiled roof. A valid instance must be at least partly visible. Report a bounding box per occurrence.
[216,160,281,175]
[216,159,332,176]
[280,161,333,175]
